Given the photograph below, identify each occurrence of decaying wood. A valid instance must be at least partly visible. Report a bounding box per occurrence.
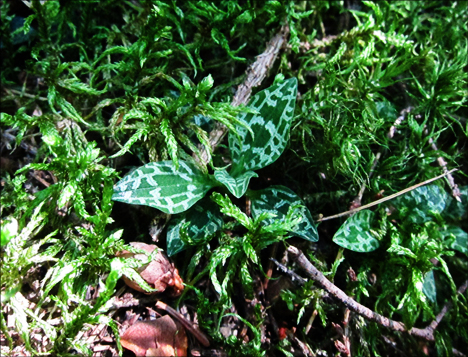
[285,246,468,342]
[198,22,290,165]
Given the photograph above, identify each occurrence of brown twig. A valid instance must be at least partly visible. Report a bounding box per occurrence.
[155,300,210,347]
[427,279,468,334]
[198,22,290,165]
[286,246,468,342]
[270,258,307,286]
[304,309,318,335]
[2,87,48,102]
[30,171,51,188]
[231,22,290,107]
[423,126,461,202]
[264,242,279,290]
[388,107,413,140]
[317,169,458,222]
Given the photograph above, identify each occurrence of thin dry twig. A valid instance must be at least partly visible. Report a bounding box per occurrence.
[388,107,413,140]
[2,87,48,101]
[270,258,307,286]
[285,246,468,342]
[30,170,51,188]
[155,300,210,347]
[231,22,290,107]
[198,22,290,165]
[423,126,461,202]
[264,242,279,290]
[317,168,458,222]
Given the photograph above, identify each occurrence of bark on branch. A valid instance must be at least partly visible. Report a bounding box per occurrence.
[283,246,468,342]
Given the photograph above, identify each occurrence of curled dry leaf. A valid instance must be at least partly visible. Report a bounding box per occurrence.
[117,242,184,296]
[120,315,188,356]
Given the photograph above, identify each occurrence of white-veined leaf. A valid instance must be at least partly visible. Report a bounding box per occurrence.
[229,78,297,174]
[249,185,318,242]
[214,169,258,198]
[333,210,379,252]
[395,184,449,224]
[166,198,223,256]
[440,226,468,255]
[112,160,216,214]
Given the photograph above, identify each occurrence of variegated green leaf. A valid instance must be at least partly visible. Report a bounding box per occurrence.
[248,185,318,242]
[442,186,467,221]
[440,226,468,255]
[395,184,449,224]
[112,160,216,214]
[166,218,187,257]
[333,210,379,252]
[229,78,297,174]
[166,198,223,256]
[214,169,258,198]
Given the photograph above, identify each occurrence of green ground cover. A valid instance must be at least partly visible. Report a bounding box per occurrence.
[1,1,467,356]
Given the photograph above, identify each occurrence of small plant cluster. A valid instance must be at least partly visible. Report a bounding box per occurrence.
[1,1,467,356]
[112,77,318,253]
[111,78,320,355]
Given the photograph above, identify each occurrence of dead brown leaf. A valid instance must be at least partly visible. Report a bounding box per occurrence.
[117,242,184,296]
[120,315,187,357]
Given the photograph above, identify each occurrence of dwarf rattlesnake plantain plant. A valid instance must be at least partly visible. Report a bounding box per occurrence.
[112,77,319,255]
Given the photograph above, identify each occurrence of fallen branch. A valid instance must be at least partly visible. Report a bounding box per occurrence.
[284,246,468,342]
[270,258,307,286]
[198,22,290,165]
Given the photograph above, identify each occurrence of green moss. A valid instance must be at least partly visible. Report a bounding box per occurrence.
[1,1,467,356]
